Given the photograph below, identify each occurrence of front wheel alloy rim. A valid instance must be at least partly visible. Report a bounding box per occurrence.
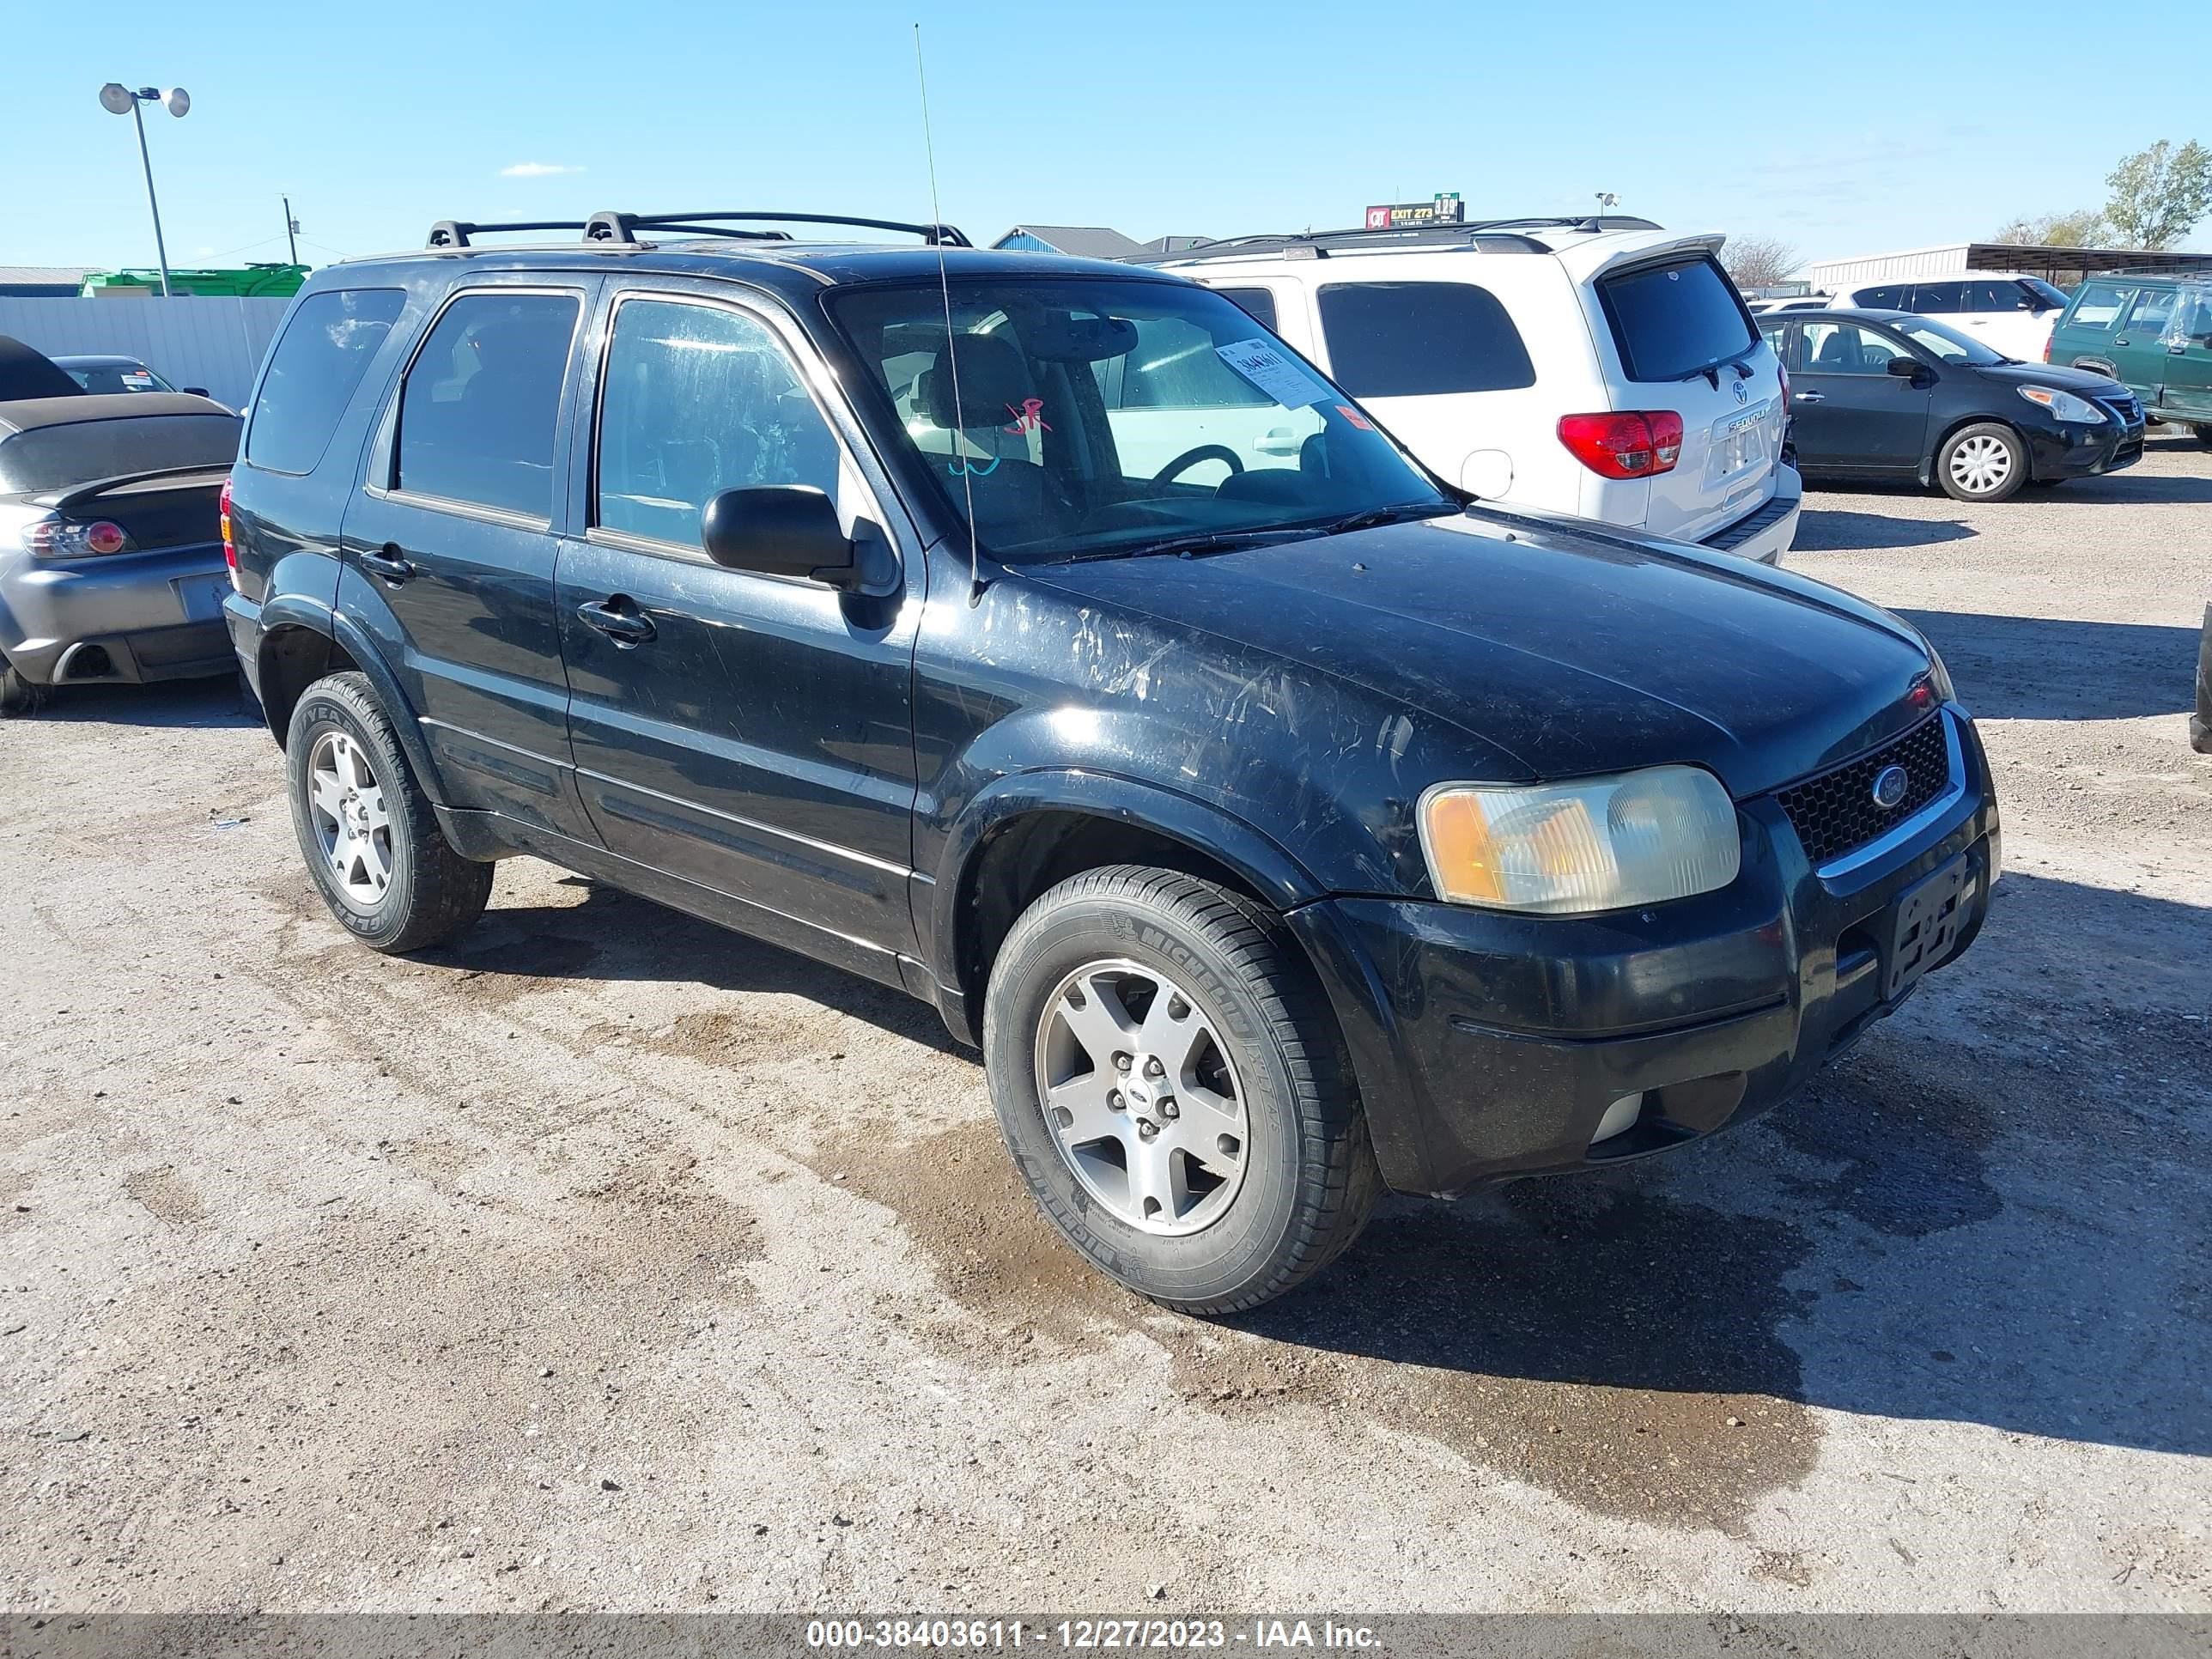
[1948,434,2014,495]
[1033,958,1250,1237]
[307,731,394,905]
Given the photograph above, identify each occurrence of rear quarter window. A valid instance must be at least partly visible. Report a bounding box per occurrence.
[1316,282,1535,397]
[245,287,407,475]
[1595,255,1756,382]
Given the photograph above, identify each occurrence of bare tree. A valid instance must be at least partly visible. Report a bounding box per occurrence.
[1722,234,1801,290]
[1990,209,2107,247]
[2104,139,2212,249]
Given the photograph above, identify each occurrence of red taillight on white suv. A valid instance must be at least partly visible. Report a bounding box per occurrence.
[219,476,237,580]
[2042,335,2053,363]
[1557,410,1686,480]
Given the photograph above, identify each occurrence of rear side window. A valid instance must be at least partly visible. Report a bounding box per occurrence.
[594,298,843,548]
[1595,256,1755,383]
[1211,287,1279,331]
[1907,283,1966,314]
[245,287,405,475]
[1854,284,1908,310]
[2069,283,2133,328]
[395,291,580,518]
[1316,282,1535,397]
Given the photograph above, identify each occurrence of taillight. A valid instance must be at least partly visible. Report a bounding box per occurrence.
[219,476,236,574]
[2042,334,2053,363]
[22,516,135,559]
[1557,410,1685,479]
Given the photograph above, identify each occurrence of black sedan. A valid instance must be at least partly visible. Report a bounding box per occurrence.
[1759,308,2145,502]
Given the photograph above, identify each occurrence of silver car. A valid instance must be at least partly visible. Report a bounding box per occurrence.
[0,392,240,713]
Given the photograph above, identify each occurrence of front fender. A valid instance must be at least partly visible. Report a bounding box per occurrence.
[926,767,1328,975]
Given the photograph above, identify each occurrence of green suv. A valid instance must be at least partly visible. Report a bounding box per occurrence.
[2045,275,2212,445]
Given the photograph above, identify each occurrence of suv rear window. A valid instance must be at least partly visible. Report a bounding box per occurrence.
[245,288,405,475]
[1316,282,1534,397]
[1595,256,1755,382]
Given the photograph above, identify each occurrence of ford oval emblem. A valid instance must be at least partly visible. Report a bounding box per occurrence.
[1734,380,1749,406]
[1872,764,1910,811]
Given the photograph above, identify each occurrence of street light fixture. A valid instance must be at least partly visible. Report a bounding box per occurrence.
[99,82,191,298]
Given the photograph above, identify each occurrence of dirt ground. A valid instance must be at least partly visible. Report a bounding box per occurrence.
[3,436,2209,1613]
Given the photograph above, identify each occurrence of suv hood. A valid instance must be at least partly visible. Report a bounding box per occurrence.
[1026,512,1938,799]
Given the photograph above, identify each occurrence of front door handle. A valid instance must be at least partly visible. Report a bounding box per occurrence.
[577,597,656,645]
[1794,391,1826,403]
[2115,337,2130,346]
[358,545,412,583]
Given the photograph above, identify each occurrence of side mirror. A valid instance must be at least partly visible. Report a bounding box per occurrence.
[701,486,856,586]
[1886,356,1927,380]
[182,386,210,397]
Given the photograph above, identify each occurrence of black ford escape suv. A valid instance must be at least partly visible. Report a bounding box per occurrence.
[223,210,2000,1313]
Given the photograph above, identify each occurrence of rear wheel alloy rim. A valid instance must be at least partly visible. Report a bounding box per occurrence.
[306,731,393,905]
[1948,434,2014,495]
[1032,957,1250,1237]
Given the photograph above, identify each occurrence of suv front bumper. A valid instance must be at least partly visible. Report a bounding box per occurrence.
[1289,706,1998,1196]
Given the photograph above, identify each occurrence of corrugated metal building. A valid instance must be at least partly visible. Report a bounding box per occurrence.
[0,266,103,298]
[1808,241,2212,291]
[0,296,289,410]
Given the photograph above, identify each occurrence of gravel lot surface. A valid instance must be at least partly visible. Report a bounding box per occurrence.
[3,436,2209,1613]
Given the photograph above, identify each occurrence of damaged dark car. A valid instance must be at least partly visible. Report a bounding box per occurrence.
[222,212,2001,1313]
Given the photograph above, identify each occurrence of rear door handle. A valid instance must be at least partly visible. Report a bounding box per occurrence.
[358,545,412,583]
[577,597,656,645]
[1794,391,1826,403]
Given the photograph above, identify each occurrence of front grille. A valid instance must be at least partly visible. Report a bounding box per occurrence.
[2099,391,2143,426]
[1774,712,1952,868]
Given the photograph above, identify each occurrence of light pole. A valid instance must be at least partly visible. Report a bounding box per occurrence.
[99,82,191,298]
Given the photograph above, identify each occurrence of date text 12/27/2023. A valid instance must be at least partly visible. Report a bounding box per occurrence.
[804,1620,1381,1650]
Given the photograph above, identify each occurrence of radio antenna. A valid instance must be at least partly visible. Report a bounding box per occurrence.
[914,24,983,605]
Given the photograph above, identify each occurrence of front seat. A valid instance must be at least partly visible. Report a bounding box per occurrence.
[919,334,1068,543]
[1812,331,1857,372]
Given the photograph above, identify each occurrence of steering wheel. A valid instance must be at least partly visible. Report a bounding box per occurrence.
[1151,445,1245,489]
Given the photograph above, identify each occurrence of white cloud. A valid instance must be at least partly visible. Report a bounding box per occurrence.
[499,161,583,179]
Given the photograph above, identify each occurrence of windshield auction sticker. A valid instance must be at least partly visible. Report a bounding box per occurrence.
[1215,338,1328,407]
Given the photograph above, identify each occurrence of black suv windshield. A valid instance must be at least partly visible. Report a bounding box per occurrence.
[826,278,1449,562]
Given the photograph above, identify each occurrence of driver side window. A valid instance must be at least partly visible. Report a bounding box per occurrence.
[594,297,842,550]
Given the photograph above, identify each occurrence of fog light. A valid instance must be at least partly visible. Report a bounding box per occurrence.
[1590,1092,1644,1146]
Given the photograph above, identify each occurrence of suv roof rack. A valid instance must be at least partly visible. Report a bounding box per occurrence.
[1133,215,1664,264]
[424,210,971,250]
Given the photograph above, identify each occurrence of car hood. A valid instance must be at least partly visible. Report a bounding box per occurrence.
[1968,358,2129,396]
[1024,512,1940,798]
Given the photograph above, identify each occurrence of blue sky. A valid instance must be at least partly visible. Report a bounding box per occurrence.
[5,0,2200,275]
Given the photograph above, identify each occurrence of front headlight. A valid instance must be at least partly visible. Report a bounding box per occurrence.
[1419,767,1741,915]
[2017,385,2106,424]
